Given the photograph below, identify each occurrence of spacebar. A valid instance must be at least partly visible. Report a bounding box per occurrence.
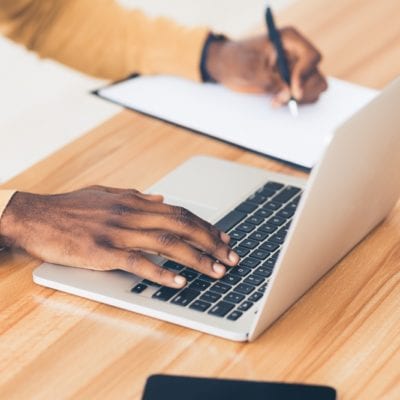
[215,210,246,232]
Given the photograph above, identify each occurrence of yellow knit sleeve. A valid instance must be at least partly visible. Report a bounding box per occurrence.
[0,190,16,223]
[0,0,209,81]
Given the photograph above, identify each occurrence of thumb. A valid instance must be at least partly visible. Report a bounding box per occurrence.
[271,84,291,107]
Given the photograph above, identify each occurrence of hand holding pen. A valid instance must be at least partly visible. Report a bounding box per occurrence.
[204,20,327,110]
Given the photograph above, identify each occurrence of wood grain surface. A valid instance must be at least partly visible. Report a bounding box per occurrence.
[1,0,399,399]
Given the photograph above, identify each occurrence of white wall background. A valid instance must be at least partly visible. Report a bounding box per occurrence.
[0,0,294,183]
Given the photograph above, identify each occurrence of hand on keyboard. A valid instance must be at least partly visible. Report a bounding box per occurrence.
[0,186,239,288]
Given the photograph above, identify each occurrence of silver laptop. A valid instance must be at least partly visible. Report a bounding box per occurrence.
[33,78,400,341]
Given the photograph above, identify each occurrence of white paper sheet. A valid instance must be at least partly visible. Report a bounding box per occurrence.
[96,75,377,168]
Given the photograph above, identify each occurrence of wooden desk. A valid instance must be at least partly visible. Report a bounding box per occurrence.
[1,0,399,398]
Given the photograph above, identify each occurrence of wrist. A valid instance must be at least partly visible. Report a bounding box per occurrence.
[201,33,228,83]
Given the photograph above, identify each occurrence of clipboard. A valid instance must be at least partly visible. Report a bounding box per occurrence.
[94,74,377,170]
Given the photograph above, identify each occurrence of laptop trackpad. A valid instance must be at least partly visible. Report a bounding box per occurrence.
[162,196,217,223]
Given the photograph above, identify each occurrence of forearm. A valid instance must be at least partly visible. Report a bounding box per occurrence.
[0,0,209,81]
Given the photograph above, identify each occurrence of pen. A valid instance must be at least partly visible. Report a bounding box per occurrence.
[265,6,299,117]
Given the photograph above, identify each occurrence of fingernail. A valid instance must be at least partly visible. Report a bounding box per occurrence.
[228,251,239,264]
[174,275,186,287]
[152,194,164,201]
[213,262,226,276]
[220,232,230,244]
[271,99,281,108]
[147,193,163,199]
[292,86,302,101]
[280,90,291,103]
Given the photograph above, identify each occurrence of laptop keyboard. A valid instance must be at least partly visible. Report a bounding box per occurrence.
[131,181,302,322]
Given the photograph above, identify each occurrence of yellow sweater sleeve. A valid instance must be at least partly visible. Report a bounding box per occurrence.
[0,0,209,81]
[0,190,16,225]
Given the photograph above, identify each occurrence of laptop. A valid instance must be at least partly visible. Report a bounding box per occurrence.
[33,77,400,341]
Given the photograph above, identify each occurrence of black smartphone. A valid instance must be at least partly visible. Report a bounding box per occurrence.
[142,375,336,400]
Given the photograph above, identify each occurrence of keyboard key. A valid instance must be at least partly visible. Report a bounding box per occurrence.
[240,257,261,268]
[221,274,241,285]
[276,208,295,219]
[267,216,286,226]
[225,292,245,304]
[131,283,148,294]
[235,201,257,214]
[189,279,211,291]
[278,226,289,237]
[142,279,161,288]
[234,246,250,257]
[251,249,270,260]
[245,215,264,225]
[263,201,283,211]
[163,261,185,272]
[254,208,273,219]
[211,282,231,294]
[235,283,255,295]
[200,291,221,303]
[230,230,246,240]
[258,223,278,234]
[208,301,235,317]
[263,181,284,191]
[215,210,246,232]
[257,187,276,198]
[263,258,277,269]
[273,186,301,203]
[249,292,264,302]
[230,240,238,248]
[259,242,280,252]
[190,300,211,312]
[227,310,243,321]
[255,266,273,277]
[288,196,301,208]
[240,239,259,250]
[230,266,251,277]
[244,274,265,286]
[152,286,180,301]
[258,284,268,293]
[269,233,285,245]
[249,231,269,242]
[238,301,254,311]
[180,269,199,282]
[199,274,217,283]
[171,288,200,306]
[236,222,256,233]
[247,193,268,205]
[282,222,291,231]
